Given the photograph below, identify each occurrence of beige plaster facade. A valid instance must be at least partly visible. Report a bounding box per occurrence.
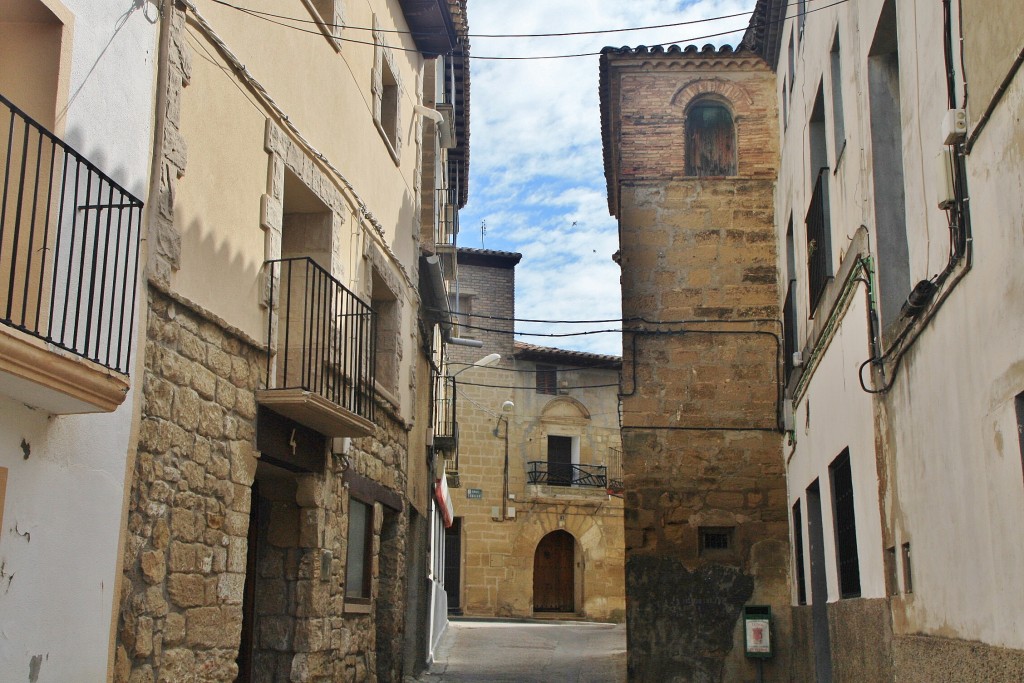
[445,249,625,623]
[114,1,469,680]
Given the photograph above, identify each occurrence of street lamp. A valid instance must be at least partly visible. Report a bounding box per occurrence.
[451,352,500,376]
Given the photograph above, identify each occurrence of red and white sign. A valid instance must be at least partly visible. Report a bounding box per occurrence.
[435,475,454,528]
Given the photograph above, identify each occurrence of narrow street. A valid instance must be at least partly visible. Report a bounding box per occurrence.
[416,619,627,682]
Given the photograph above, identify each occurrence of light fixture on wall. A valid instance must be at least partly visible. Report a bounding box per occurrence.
[452,353,500,377]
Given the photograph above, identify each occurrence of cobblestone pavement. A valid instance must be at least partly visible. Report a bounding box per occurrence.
[414,619,626,682]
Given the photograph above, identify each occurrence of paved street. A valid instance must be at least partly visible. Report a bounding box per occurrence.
[416,619,626,682]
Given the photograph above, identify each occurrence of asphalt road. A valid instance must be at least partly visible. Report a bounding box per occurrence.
[414,619,627,682]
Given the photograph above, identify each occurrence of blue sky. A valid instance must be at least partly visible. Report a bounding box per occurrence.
[458,0,755,356]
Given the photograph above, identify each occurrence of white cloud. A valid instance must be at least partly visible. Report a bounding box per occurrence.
[459,1,755,356]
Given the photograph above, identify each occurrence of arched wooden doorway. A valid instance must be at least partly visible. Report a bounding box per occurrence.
[533,530,575,612]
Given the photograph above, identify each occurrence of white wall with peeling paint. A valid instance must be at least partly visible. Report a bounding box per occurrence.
[0,0,157,679]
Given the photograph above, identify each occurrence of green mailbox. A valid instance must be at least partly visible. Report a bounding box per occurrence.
[743,605,773,659]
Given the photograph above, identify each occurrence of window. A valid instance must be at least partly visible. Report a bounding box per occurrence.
[699,526,734,554]
[547,435,574,486]
[868,0,910,327]
[793,500,807,604]
[685,101,736,176]
[371,267,400,397]
[536,364,557,395]
[788,32,795,94]
[346,497,374,601]
[798,0,806,39]
[901,542,913,593]
[1014,392,1024,485]
[783,217,798,379]
[830,449,861,598]
[303,0,343,47]
[830,31,847,163]
[372,18,402,162]
[807,84,833,312]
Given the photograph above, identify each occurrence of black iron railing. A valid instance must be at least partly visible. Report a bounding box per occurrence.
[265,257,375,423]
[0,93,143,374]
[606,447,624,494]
[527,461,608,488]
[432,370,457,451]
[434,187,457,249]
[783,279,798,379]
[805,166,832,312]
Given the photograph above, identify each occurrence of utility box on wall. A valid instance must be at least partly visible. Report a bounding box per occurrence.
[744,605,773,659]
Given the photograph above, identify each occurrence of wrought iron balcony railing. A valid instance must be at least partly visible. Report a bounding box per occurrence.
[805,166,832,312]
[434,187,457,249]
[606,447,624,494]
[264,257,375,427]
[432,370,458,452]
[1,93,143,375]
[527,461,608,489]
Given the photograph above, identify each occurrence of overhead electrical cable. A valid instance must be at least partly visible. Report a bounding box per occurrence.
[202,0,851,60]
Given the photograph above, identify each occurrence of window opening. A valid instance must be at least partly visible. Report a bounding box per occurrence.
[830,31,847,163]
[807,83,833,312]
[685,102,736,176]
[346,497,374,600]
[536,364,557,395]
[901,542,913,593]
[868,0,910,327]
[830,448,862,598]
[885,546,898,596]
[793,500,807,604]
[699,526,734,554]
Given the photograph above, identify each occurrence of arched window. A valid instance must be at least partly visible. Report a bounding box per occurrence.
[685,101,737,176]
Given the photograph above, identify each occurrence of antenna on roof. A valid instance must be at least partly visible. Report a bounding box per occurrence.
[480,219,487,248]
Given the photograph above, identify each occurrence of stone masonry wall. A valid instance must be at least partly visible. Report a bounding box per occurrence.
[117,288,411,682]
[607,51,790,682]
[116,287,263,681]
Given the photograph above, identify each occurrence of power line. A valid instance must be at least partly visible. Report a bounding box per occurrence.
[207,0,757,39]
[198,0,851,61]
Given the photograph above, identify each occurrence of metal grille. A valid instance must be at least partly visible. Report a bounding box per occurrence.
[0,92,143,374]
[265,257,376,423]
[434,187,457,249]
[805,167,832,312]
[830,449,861,598]
[432,370,457,452]
[527,461,607,488]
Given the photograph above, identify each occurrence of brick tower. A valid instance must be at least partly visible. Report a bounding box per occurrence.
[600,44,789,681]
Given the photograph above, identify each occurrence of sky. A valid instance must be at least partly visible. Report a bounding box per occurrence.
[458,0,756,356]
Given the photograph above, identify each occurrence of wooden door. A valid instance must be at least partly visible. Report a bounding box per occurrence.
[547,436,573,486]
[533,530,575,612]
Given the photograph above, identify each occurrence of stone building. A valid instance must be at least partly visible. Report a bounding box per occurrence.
[755,0,1024,679]
[600,44,790,680]
[114,1,469,681]
[444,248,625,623]
[0,0,156,678]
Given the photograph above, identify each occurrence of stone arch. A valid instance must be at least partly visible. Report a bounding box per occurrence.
[540,395,591,422]
[670,77,754,110]
[511,510,609,616]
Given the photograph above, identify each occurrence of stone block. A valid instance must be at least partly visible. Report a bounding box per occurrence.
[172,388,202,430]
[168,573,207,608]
[164,612,186,645]
[141,550,167,584]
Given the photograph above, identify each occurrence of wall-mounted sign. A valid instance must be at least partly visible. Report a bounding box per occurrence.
[743,605,772,658]
[466,488,483,499]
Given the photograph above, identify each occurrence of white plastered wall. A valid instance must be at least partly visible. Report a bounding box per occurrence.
[0,0,157,679]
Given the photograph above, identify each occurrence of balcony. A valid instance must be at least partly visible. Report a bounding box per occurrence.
[432,370,458,453]
[0,93,142,413]
[527,461,608,489]
[805,167,832,313]
[434,187,458,250]
[258,257,375,439]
